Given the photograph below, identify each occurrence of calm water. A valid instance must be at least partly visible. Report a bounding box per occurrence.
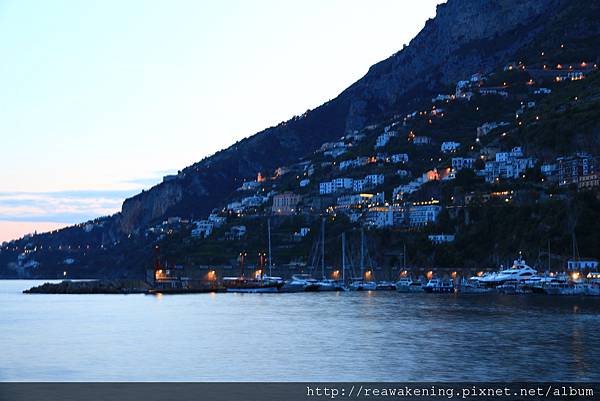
[1,280,600,382]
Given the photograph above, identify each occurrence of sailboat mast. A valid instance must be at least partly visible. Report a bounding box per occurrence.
[547,240,551,272]
[360,227,365,278]
[267,218,272,276]
[321,217,325,279]
[342,232,346,283]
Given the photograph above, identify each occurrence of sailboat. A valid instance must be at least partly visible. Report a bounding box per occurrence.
[349,228,377,291]
[315,218,345,291]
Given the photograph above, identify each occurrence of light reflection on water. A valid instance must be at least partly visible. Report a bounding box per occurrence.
[1,280,600,382]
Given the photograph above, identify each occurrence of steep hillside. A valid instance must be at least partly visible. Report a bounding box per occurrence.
[116,0,572,234]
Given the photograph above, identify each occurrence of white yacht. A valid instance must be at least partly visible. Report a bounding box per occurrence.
[472,257,537,287]
[457,278,495,294]
[375,281,397,291]
[395,277,424,293]
[423,278,454,293]
[348,279,377,291]
[280,274,320,292]
[317,279,346,291]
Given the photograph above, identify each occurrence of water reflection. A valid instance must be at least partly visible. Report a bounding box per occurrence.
[1,281,600,381]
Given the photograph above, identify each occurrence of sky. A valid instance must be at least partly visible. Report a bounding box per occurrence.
[0,0,441,242]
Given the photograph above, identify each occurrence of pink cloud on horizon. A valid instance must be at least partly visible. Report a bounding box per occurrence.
[0,221,69,243]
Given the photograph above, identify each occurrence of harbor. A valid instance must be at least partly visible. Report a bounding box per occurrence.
[24,254,600,297]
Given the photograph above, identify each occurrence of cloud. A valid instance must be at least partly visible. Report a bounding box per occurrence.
[0,190,139,224]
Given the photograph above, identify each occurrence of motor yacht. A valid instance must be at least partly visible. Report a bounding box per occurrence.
[423,278,454,293]
[471,257,537,287]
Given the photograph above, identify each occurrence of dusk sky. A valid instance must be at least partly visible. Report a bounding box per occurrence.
[0,0,441,242]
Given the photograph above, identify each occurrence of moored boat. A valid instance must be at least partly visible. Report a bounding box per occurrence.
[543,282,586,296]
[471,256,537,288]
[457,278,495,294]
[423,278,454,293]
[375,281,397,291]
[348,279,377,291]
[223,277,282,293]
[280,274,320,292]
[395,277,424,293]
[317,279,346,291]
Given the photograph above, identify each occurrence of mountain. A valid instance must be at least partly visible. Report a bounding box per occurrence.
[117,0,574,234]
[2,0,600,278]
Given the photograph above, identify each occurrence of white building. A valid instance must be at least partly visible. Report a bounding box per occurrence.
[363,174,384,188]
[352,179,364,192]
[441,141,460,153]
[319,178,354,195]
[495,147,523,162]
[191,220,214,238]
[567,259,598,271]
[337,192,384,208]
[375,131,397,148]
[428,234,455,243]
[391,153,409,163]
[477,122,510,137]
[364,206,404,228]
[225,225,247,240]
[432,94,453,103]
[226,201,244,213]
[339,157,368,171]
[323,148,347,158]
[319,141,346,152]
[413,136,431,145]
[408,203,442,227]
[541,163,558,177]
[336,193,373,208]
[208,213,226,225]
[241,195,267,208]
[479,151,536,183]
[451,157,475,170]
[239,180,261,191]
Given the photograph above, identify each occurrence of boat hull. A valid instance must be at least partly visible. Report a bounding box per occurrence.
[423,286,454,293]
[226,287,280,293]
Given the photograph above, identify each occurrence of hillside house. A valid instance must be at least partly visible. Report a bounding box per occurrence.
[413,136,431,145]
[451,157,475,170]
[391,153,409,163]
[578,173,600,191]
[567,259,598,271]
[558,153,597,186]
[428,234,455,243]
[364,206,404,228]
[225,225,247,241]
[408,202,441,227]
[191,220,214,239]
[319,178,353,195]
[441,141,460,153]
[477,121,510,137]
[375,131,397,148]
[272,192,302,215]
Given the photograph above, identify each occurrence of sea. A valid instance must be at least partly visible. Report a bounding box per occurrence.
[1,280,599,381]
